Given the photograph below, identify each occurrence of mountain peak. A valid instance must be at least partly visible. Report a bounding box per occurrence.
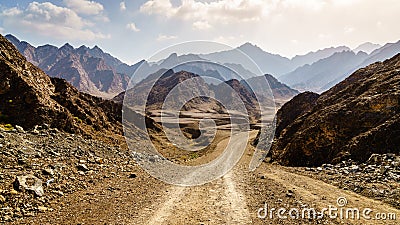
[353,42,382,54]
[5,34,20,44]
[91,45,104,53]
[166,53,178,59]
[60,43,74,51]
[238,42,261,51]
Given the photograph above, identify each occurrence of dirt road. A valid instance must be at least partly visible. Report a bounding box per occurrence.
[17,131,399,225]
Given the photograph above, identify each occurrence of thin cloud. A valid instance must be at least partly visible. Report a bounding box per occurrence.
[120,2,126,11]
[157,34,177,41]
[126,22,140,32]
[193,21,211,30]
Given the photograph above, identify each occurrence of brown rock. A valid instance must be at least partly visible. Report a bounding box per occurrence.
[271,53,400,166]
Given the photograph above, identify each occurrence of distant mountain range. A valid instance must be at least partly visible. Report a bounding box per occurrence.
[201,43,354,77]
[114,69,298,119]
[281,41,400,92]
[5,33,399,99]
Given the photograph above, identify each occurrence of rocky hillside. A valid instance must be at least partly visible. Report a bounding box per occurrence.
[5,34,129,98]
[0,34,123,141]
[270,53,400,166]
[244,74,299,102]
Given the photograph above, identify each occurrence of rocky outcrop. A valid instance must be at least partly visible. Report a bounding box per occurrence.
[274,92,319,138]
[0,34,122,138]
[271,53,400,166]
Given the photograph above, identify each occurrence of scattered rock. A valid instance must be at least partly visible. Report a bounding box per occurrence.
[77,164,89,172]
[9,189,18,195]
[3,215,12,222]
[0,194,6,203]
[17,158,26,165]
[15,125,25,133]
[37,206,52,212]
[297,153,400,209]
[129,173,137,179]
[42,168,54,176]
[13,175,44,197]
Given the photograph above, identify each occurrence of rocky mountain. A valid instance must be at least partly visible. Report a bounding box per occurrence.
[270,53,400,166]
[119,69,220,113]
[202,43,355,77]
[212,79,260,118]
[5,34,130,98]
[202,43,293,76]
[353,42,382,54]
[290,46,351,69]
[117,68,266,121]
[0,34,123,141]
[117,68,297,116]
[244,74,299,101]
[359,40,400,69]
[280,51,369,92]
[282,41,400,93]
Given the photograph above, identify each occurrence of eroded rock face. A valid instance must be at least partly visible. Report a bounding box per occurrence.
[0,34,122,137]
[271,53,400,166]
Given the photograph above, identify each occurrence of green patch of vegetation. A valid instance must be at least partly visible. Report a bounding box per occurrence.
[0,123,14,131]
[189,152,199,160]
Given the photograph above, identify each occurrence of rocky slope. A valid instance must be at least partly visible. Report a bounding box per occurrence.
[244,74,299,102]
[212,79,260,119]
[288,153,400,209]
[0,127,135,223]
[5,34,129,98]
[270,53,400,166]
[0,34,123,141]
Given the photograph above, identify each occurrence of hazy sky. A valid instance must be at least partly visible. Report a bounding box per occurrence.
[1,0,400,64]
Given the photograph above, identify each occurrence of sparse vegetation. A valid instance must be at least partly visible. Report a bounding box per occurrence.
[189,152,199,159]
[0,123,14,131]
[73,116,83,124]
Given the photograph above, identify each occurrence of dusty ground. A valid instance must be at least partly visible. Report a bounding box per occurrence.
[3,130,398,225]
